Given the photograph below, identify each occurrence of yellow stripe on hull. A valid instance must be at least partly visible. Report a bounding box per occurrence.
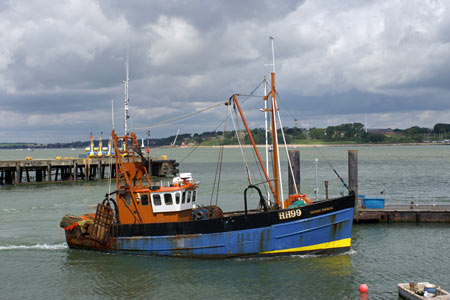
[261,238,352,255]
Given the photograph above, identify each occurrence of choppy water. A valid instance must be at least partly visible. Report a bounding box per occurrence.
[1,145,450,299]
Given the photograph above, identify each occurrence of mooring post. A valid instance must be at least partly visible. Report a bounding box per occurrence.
[288,150,300,195]
[324,181,329,200]
[348,150,358,218]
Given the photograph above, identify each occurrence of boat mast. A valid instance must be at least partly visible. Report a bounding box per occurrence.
[263,76,270,202]
[269,37,282,207]
[123,54,130,135]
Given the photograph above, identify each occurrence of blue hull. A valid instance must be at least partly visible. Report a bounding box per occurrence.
[112,207,354,258]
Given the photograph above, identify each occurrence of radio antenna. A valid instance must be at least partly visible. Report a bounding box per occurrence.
[123,53,130,134]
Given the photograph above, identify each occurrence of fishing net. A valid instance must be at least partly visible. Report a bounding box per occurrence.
[59,213,95,232]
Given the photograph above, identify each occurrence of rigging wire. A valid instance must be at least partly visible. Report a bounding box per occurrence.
[215,134,225,206]
[235,94,265,98]
[305,130,351,192]
[276,105,299,195]
[228,80,267,187]
[178,79,265,164]
[133,81,265,133]
[245,128,271,201]
[210,109,228,206]
[229,104,252,184]
[270,85,350,192]
[132,100,227,131]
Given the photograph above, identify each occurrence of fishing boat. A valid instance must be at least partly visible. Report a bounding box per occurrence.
[398,282,450,299]
[60,42,355,258]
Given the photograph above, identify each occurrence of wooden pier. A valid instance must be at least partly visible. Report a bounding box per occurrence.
[0,157,178,185]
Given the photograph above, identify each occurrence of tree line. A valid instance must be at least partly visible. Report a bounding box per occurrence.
[151,122,450,146]
[2,123,449,149]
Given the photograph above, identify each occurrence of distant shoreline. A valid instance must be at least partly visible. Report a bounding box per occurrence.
[187,142,447,149]
[1,142,449,150]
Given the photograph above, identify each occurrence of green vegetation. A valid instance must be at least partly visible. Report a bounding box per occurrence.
[150,122,447,146]
[2,123,449,149]
[0,143,42,149]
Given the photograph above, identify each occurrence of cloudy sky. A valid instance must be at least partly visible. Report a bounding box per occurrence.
[1,0,450,143]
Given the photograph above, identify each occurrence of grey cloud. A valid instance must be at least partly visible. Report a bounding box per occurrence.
[100,0,303,29]
[1,0,450,143]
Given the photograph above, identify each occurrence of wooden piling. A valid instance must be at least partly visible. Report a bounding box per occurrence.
[5,170,13,184]
[97,161,102,180]
[100,162,105,179]
[47,163,51,182]
[85,163,90,181]
[36,169,42,182]
[73,162,77,181]
[15,164,20,184]
[288,150,300,195]
[348,150,358,217]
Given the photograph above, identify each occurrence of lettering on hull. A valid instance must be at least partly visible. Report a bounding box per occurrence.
[278,209,302,220]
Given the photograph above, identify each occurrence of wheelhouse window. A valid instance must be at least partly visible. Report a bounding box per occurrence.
[187,191,191,203]
[192,190,196,202]
[141,194,149,206]
[175,192,180,204]
[182,191,186,204]
[152,194,161,206]
[164,193,173,205]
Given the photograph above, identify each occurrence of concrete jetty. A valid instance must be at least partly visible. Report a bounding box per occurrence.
[356,204,450,223]
[287,149,450,224]
[0,156,178,185]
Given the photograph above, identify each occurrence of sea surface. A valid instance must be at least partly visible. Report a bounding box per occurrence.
[1,145,450,299]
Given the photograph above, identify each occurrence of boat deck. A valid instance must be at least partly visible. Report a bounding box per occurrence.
[398,282,450,299]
